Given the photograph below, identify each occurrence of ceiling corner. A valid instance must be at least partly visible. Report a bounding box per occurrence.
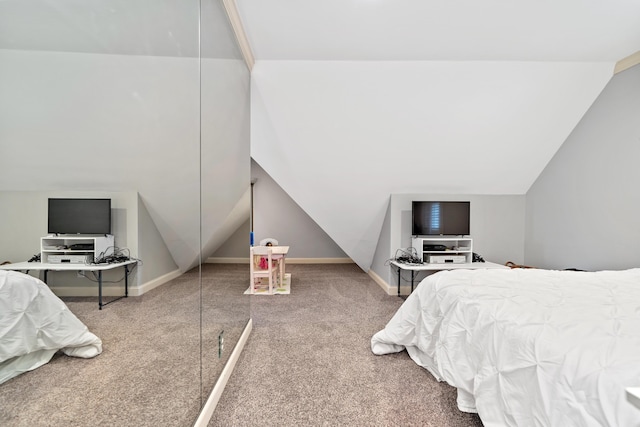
[222,0,255,70]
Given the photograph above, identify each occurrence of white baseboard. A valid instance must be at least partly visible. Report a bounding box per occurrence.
[49,268,182,297]
[368,268,412,296]
[194,318,253,427]
[130,268,182,296]
[206,257,354,264]
[368,269,393,295]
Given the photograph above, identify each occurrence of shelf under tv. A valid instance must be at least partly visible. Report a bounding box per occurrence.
[40,235,114,264]
[411,236,472,264]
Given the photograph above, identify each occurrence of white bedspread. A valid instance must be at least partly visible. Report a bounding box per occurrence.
[0,270,102,384]
[371,268,640,426]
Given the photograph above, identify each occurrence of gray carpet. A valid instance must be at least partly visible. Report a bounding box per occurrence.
[0,264,250,427]
[210,264,484,427]
[0,264,484,426]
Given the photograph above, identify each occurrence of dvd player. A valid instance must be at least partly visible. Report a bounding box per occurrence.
[428,255,467,264]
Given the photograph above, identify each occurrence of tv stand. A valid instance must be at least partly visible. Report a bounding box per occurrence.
[41,235,114,264]
[411,236,473,264]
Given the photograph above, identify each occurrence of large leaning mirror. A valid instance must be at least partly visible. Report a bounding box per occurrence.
[199,0,251,410]
[0,1,249,425]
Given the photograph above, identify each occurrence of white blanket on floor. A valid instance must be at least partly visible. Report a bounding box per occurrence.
[372,268,640,426]
[0,270,102,384]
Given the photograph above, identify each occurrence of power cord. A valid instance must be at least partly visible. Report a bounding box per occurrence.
[383,247,424,267]
[391,247,423,265]
[79,246,142,284]
[93,246,142,266]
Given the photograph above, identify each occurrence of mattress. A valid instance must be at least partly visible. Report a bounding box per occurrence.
[371,268,640,426]
[0,270,102,384]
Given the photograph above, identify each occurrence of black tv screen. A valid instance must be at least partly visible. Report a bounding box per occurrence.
[412,201,470,236]
[48,198,111,235]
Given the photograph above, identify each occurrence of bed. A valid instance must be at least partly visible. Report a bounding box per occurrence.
[0,270,102,384]
[371,267,640,426]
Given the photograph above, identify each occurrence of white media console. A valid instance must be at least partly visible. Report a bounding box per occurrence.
[0,233,131,310]
[411,236,473,264]
[41,235,114,264]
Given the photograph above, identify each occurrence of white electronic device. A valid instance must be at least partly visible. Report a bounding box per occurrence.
[428,255,467,264]
[47,254,92,264]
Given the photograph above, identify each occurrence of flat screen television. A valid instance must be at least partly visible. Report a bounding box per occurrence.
[48,198,112,235]
[412,201,470,236]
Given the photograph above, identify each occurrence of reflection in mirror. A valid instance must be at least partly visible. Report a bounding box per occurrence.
[0,0,248,425]
[198,0,251,408]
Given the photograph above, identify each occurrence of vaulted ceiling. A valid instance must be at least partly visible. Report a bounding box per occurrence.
[235,0,640,62]
[234,0,640,270]
[3,1,637,62]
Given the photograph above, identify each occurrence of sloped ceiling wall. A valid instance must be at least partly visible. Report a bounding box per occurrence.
[235,0,640,63]
[251,60,614,271]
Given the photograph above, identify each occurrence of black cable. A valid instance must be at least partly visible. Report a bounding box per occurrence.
[387,246,423,265]
[92,246,143,266]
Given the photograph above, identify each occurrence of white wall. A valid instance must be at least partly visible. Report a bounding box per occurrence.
[0,190,173,294]
[251,60,612,271]
[138,194,178,283]
[0,191,138,261]
[251,159,348,259]
[209,218,251,259]
[525,65,640,271]
[0,49,249,272]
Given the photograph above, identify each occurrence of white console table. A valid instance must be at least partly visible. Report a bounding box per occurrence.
[390,260,508,296]
[0,260,137,309]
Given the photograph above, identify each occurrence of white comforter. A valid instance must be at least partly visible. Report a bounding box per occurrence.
[371,268,640,427]
[0,270,102,384]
